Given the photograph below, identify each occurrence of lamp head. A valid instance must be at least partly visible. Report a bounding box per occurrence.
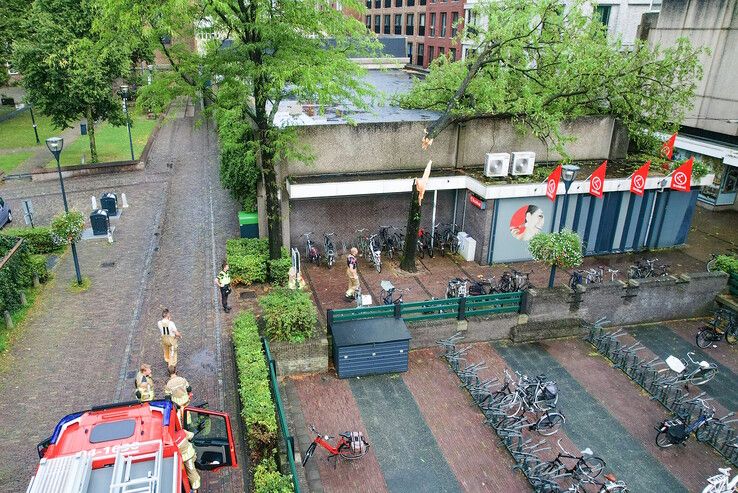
[120,84,129,98]
[562,164,580,184]
[46,136,64,157]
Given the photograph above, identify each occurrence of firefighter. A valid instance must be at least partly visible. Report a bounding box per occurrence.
[134,363,155,402]
[164,365,192,422]
[177,429,201,492]
[158,308,180,367]
[215,261,232,313]
[345,247,359,300]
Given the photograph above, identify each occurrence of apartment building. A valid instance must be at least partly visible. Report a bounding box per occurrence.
[424,0,465,66]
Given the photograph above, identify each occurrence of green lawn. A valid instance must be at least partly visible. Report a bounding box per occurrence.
[0,150,34,174]
[47,114,157,167]
[0,110,62,150]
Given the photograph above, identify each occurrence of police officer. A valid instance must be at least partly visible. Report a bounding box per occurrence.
[345,247,359,300]
[216,261,232,313]
[134,363,155,402]
[177,430,201,492]
[158,309,180,367]
[164,365,192,423]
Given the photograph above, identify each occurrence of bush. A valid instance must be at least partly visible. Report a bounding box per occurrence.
[51,211,85,244]
[268,248,291,286]
[0,236,33,314]
[232,312,278,463]
[253,458,294,493]
[0,227,64,254]
[259,288,317,343]
[529,229,584,269]
[715,255,738,275]
[29,254,49,283]
[227,238,268,285]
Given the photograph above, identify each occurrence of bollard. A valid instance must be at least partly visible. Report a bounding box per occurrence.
[33,274,40,288]
[3,310,12,329]
[20,292,27,306]
[91,196,97,210]
[121,193,129,208]
[107,231,113,243]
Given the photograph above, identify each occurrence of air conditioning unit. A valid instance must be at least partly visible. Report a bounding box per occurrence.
[511,152,536,176]
[484,153,510,177]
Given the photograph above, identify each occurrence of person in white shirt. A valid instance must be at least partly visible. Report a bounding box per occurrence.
[157,308,181,367]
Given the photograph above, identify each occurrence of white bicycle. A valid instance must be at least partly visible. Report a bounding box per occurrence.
[702,468,738,493]
[368,234,382,273]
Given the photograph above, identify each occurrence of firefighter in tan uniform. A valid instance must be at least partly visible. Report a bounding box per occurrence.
[158,309,180,367]
[177,430,201,492]
[134,363,155,402]
[345,248,360,300]
[164,365,192,423]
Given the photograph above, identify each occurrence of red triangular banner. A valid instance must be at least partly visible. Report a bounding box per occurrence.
[630,161,650,196]
[546,164,562,202]
[660,132,677,160]
[670,157,693,192]
[589,160,607,199]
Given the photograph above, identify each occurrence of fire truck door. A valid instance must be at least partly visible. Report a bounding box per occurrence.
[183,406,238,471]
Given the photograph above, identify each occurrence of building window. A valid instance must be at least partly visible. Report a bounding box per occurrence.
[374,15,380,33]
[417,43,425,66]
[366,0,371,8]
[451,12,459,37]
[374,0,380,7]
[450,47,456,60]
[407,0,415,6]
[418,13,426,36]
[366,15,371,28]
[430,13,436,37]
[395,14,402,34]
[406,13,414,35]
[407,42,413,64]
[595,6,611,27]
[384,14,390,34]
[440,12,447,37]
[395,0,402,6]
[428,45,435,63]
[419,0,426,5]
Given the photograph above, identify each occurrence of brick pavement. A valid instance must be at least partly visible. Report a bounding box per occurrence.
[670,319,738,374]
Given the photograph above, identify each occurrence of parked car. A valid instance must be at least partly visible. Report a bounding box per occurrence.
[0,196,12,229]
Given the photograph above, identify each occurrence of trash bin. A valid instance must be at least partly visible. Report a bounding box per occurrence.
[100,193,118,216]
[80,123,87,135]
[90,209,109,236]
[239,212,259,238]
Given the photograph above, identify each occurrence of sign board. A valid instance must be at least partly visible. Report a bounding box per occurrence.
[22,200,34,227]
[469,194,486,210]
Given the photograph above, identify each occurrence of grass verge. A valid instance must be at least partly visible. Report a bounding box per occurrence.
[0,286,39,352]
[0,150,34,174]
[0,110,62,150]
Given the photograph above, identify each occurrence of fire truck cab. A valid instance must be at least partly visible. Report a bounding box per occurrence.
[27,399,237,493]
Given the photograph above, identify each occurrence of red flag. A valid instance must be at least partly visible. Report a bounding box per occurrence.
[660,132,677,160]
[545,164,562,202]
[589,160,607,198]
[670,157,693,192]
[630,161,650,196]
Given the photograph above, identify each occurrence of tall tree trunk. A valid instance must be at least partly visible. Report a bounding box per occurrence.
[86,107,98,163]
[259,140,283,260]
[400,182,422,272]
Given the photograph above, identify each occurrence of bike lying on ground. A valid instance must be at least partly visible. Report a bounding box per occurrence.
[302,425,370,467]
[538,438,605,482]
[658,352,718,387]
[380,280,403,305]
[702,467,738,493]
[697,308,738,348]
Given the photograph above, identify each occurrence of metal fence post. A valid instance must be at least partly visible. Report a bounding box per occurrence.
[394,302,402,318]
[327,309,333,328]
[457,297,466,321]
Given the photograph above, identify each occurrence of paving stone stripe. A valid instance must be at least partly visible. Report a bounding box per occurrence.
[670,320,738,375]
[493,342,687,493]
[348,374,461,493]
[629,325,738,411]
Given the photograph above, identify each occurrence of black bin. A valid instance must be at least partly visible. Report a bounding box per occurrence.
[331,317,411,379]
[100,193,118,216]
[90,209,109,236]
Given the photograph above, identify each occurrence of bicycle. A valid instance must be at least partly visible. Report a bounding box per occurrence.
[494,408,566,437]
[697,309,737,348]
[706,254,720,273]
[446,278,469,298]
[323,232,336,269]
[539,438,605,482]
[498,372,559,416]
[569,267,604,289]
[569,473,629,493]
[302,425,370,467]
[496,271,517,293]
[628,258,670,279]
[379,280,403,305]
[378,225,398,260]
[442,223,460,255]
[702,467,738,493]
[658,352,718,387]
[301,232,320,264]
[368,234,382,273]
[354,228,370,259]
[655,400,716,448]
[468,276,496,296]
[512,269,533,290]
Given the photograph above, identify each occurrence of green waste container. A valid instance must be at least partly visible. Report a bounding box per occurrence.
[239,212,259,238]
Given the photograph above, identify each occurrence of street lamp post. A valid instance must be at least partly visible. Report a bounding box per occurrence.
[548,164,580,288]
[147,64,153,85]
[29,105,40,144]
[120,85,135,161]
[46,137,83,285]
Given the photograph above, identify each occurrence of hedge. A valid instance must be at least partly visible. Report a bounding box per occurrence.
[259,288,317,343]
[715,255,738,275]
[227,238,268,285]
[268,248,291,286]
[29,254,49,283]
[0,236,34,314]
[0,227,64,255]
[253,458,294,493]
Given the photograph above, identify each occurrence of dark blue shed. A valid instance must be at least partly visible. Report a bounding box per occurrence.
[332,317,411,379]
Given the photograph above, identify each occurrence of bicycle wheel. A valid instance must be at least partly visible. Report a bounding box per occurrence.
[534,387,558,411]
[691,367,717,386]
[536,412,564,436]
[695,424,711,443]
[726,325,738,345]
[655,430,674,448]
[696,328,712,349]
[338,443,368,460]
[576,456,605,480]
[302,442,317,466]
[417,241,425,259]
[375,259,381,274]
[499,393,523,417]
[706,258,717,272]
[628,266,640,279]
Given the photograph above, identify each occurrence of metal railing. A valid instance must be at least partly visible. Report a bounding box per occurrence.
[327,291,524,327]
[262,337,301,493]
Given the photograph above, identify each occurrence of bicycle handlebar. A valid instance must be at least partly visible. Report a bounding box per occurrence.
[301,232,314,237]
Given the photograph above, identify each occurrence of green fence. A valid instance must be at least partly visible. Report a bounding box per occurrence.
[328,291,524,326]
[262,337,301,493]
[730,272,738,297]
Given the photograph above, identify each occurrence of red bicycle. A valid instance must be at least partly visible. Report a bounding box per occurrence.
[302,425,370,467]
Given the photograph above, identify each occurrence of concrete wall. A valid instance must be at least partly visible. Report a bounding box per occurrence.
[648,0,738,137]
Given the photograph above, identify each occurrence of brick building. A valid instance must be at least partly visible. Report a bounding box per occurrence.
[423,0,464,66]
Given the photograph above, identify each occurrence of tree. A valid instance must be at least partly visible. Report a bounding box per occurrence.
[13,0,130,162]
[100,0,378,259]
[400,0,705,264]
[528,230,583,288]
[0,0,25,87]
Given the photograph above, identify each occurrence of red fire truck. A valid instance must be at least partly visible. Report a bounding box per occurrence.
[27,399,237,492]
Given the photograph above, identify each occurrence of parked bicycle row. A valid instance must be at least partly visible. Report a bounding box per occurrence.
[446,270,532,297]
[586,319,738,466]
[436,333,629,493]
[697,308,738,348]
[567,258,672,289]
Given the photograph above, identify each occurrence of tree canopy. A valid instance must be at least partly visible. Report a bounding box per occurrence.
[401,0,705,156]
[0,0,25,86]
